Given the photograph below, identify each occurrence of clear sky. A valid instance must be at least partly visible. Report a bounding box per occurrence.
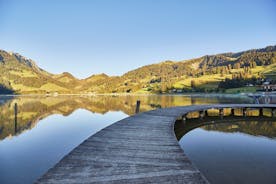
[0,0,275,78]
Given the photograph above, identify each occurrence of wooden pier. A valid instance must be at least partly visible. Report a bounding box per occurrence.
[37,104,276,184]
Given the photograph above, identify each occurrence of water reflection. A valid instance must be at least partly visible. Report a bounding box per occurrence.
[175,116,276,140]
[0,94,252,140]
[175,116,276,184]
[249,93,276,104]
[0,109,127,184]
[0,94,253,184]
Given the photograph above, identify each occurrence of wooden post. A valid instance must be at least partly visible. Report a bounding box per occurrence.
[243,108,247,117]
[205,110,208,117]
[14,103,18,134]
[259,108,263,116]
[219,109,224,118]
[199,111,205,119]
[231,108,235,116]
[182,114,186,122]
[182,114,186,125]
[135,100,140,114]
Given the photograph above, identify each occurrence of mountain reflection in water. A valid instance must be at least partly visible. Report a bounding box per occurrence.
[0,94,252,140]
[0,94,275,184]
[175,116,276,140]
[175,116,276,184]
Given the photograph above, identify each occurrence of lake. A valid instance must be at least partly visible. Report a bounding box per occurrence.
[1,94,274,184]
[175,115,276,184]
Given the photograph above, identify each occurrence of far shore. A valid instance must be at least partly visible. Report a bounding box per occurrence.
[0,92,269,97]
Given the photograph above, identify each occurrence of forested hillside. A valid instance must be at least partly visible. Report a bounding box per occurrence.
[0,45,275,94]
[95,45,276,93]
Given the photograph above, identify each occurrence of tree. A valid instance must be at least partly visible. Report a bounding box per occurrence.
[0,84,14,94]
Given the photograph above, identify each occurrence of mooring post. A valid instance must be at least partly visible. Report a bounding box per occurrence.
[182,114,186,121]
[14,103,18,134]
[135,100,141,114]
[219,109,224,119]
[199,111,204,119]
[205,110,208,117]
[231,108,235,116]
[259,108,263,116]
[182,114,187,122]
[243,108,247,117]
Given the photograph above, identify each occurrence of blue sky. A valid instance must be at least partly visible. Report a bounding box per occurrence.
[0,0,275,78]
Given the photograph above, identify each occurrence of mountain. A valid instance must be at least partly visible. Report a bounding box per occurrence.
[0,50,72,94]
[78,73,111,92]
[0,50,111,94]
[52,72,81,90]
[93,45,276,93]
[0,45,276,94]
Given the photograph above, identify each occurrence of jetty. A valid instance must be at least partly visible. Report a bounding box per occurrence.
[37,104,276,184]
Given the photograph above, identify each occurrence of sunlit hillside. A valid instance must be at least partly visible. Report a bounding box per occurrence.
[0,45,275,94]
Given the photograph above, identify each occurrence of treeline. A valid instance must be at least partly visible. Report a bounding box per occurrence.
[218,78,259,89]
[0,84,14,94]
[101,48,276,92]
[200,46,276,70]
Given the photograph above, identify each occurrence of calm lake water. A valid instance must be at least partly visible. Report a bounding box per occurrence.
[1,94,274,184]
[175,115,276,184]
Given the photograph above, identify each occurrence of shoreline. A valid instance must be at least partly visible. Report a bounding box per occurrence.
[0,92,253,97]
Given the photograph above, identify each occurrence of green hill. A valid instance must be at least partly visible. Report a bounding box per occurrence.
[95,45,276,93]
[0,45,275,94]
